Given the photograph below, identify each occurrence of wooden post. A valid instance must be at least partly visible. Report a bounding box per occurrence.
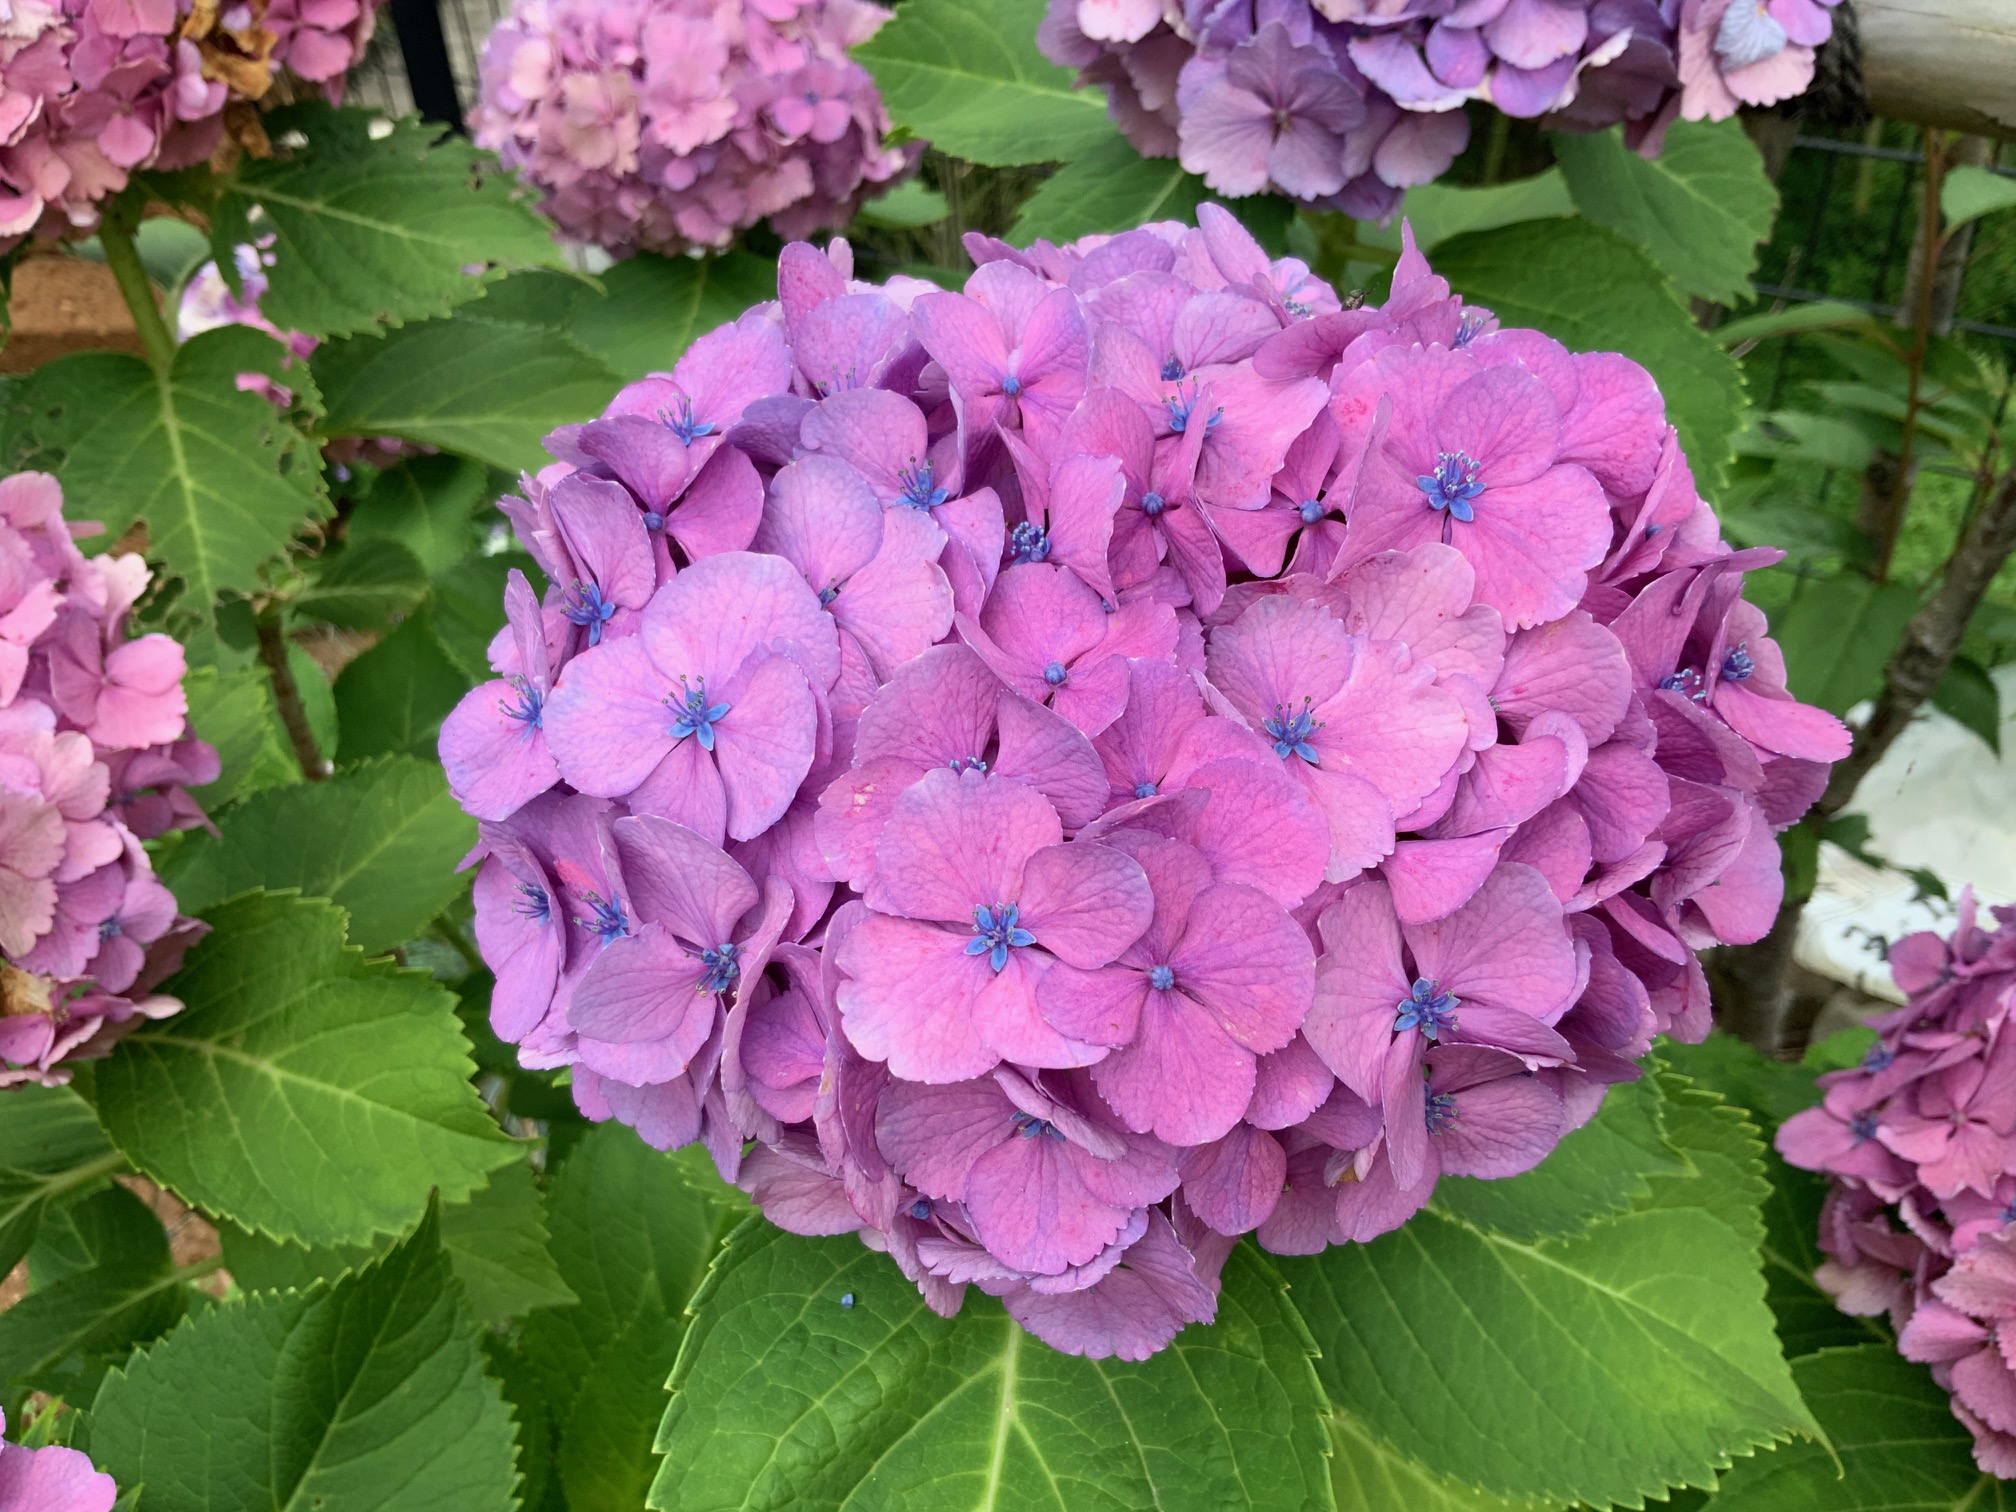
[1858,0,2016,139]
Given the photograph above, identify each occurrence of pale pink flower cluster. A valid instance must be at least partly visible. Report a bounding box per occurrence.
[1780,898,2016,1479]
[470,0,914,257]
[0,471,213,1087]
[0,0,386,249]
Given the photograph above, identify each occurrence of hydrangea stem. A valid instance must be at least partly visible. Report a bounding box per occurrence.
[97,207,176,373]
[255,611,330,781]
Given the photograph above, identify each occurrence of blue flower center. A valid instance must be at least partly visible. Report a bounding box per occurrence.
[948,755,988,774]
[1133,780,1156,799]
[696,941,740,995]
[909,1198,933,1220]
[1140,490,1166,517]
[659,396,715,445]
[1394,978,1458,1040]
[1263,698,1321,764]
[514,882,550,924]
[501,677,544,731]
[98,916,121,941]
[1149,964,1175,991]
[898,459,949,510]
[1720,643,1755,682]
[966,902,1036,972]
[1848,1112,1878,1143]
[1009,1109,1066,1141]
[1298,497,1324,524]
[1416,451,1483,523]
[1009,521,1051,564]
[1425,1087,1459,1133]
[1043,661,1068,688]
[819,582,840,606]
[577,889,629,944]
[564,583,618,646]
[1453,312,1487,348]
[1001,374,1023,397]
[668,677,731,752]
[1159,355,1184,382]
[1659,667,1706,702]
[1164,382,1222,435]
[642,510,666,533]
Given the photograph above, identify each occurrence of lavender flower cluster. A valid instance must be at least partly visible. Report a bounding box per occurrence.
[1041,0,1842,219]
[444,207,1846,1359]
[0,0,385,249]
[1779,901,2016,1479]
[470,0,913,258]
[0,472,213,1086]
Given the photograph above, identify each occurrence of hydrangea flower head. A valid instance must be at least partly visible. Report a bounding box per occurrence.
[447,212,1843,1360]
[1041,0,1843,214]
[1780,898,2016,1478]
[0,1406,118,1512]
[0,0,384,249]
[0,471,213,1086]
[472,0,914,256]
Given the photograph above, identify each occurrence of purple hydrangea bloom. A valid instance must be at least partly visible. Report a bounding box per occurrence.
[445,210,1844,1360]
[1779,897,2016,1478]
[1040,0,1843,211]
[472,0,914,256]
[0,1407,117,1512]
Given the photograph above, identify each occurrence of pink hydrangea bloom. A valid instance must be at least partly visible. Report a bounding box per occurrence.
[0,1407,117,1512]
[0,471,211,1086]
[1780,896,2016,1478]
[0,0,383,250]
[447,214,1841,1359]
[1040,0,1842,213]
[471,0,914,257]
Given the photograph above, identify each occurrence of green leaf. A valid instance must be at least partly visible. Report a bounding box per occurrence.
[159,755,475,953]
[89,892,516,1247]
[213,105,566,339]
[182,662,301,805]
[1772,575,1920,716]
[857,180,951,229]
[1704,1345,2008,1510]
[433,552,534,683]
[1357,170,1576,255]
[1276,1073,1815,1507]
[221,1156,575,1325]
[1941,164,2016,230]
[566,251,780,383]
[1552,120,1778,304]
[0,1086,121,1283]
[90,1200,521,1512]
[292,538,430,631]
[333,610,472,763]
[0,327,328,623]
[523,1131,743,1512]
[0,1184,186,1399]
[1429,218,1749,490]
[1327,1411,1550,1512]
[856,0,1115,167]
[1432,1070,1687,1241]
[1011,135,1207,244]
[314,307,623,473]
[1933,654,2002,755]
[651,1223,1334,1512]
[346,453,491,578]
[1712,300,1884,349]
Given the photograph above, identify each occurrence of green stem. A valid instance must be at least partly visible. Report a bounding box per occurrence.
[98,210,176,372]
[254,610,328,781]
